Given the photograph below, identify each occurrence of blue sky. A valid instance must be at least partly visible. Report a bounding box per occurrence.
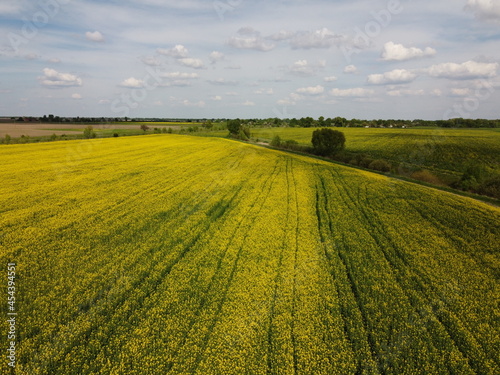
[1,0,500,119]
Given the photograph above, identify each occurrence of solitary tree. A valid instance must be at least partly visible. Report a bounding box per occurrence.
[140,124,149,132]
[227,119,241,135]
[311,128,345,156]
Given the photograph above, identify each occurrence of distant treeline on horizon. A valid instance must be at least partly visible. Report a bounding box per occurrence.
[3,115,500,128]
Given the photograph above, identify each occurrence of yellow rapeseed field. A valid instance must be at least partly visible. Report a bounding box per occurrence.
[0,134,498,374]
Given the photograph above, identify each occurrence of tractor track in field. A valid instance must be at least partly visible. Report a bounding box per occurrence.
[328,167,491,374]
[319,170,386,374]
[313,171,378,374]
[30,154,255,374]
[177,158,284,374]
[266,157,291,375]
[290,158,300,375]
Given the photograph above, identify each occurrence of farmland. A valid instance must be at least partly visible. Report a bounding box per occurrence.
[1,135,499,374]
[248,127,500,178]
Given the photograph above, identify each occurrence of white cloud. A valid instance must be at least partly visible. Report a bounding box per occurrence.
[267,30,294,41]
[157,45,189,58]
[227,36,275,52]
[120,77,145,88]
[381,42,436,61]
[71,93,82,99]
[39,68,82,87]
[277,92,306,106]
[296,85,325,95]
[178,58,204,69]
[25,53,38,60]
[430,89,443,97]
[211,96,222,101]
[466,0,500,23]
[182,100,205,108]
[169,80,193,87]
[242,100,255,106]
[386,89,425,97]
[427,61,498,79]
[450,88,471,97]
[290,28,344,49]
[277,98,295,106]
[324,76,338,82]
[142,56,161,66]
[367,69,417,85]
[85,31,105,42]
[48,58,61,64]
[254,88,274,95]
[330,88,375,97]
[288,59,325,76]
[237,27,260,36]
[209,51,224,64]
[228,28,275,51]
[343,65,358,74]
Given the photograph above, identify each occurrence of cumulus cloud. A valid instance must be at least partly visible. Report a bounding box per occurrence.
[267,30,295,41]
[39,68,82,87]
[142,56,161,66]
[242,100,255,106]
[228,36,275,52]
[381,42,436,61]
[450,88,472,97]
[85,31,105,42]
[254,88,274,95]
[211,95,222,101]
[237,27,260,36]
[343,65,358,74]
[178,58,204,69]
[157,72,199,87]
[182,100,205,108]
[120,77,145,88]
[287,59,326,76]
[329,88,375,97]
[324,76,338,82]
[157,45,189,58]
[156,45,204,68]
[426,61,498,79]
[290,28,345,49]
[227,28,276,51]
[71,93,82,99]
[465,0,500,22]
[430,89,443,97]
[25,53,38,60]
[386,89,425,97]
[209,51,224,64]
[367,69,417,85]
[296,85,325,95]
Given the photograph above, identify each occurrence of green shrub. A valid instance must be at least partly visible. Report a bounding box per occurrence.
[270,135,281,147]
[83,126,96,139]
[368,159,391,172]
